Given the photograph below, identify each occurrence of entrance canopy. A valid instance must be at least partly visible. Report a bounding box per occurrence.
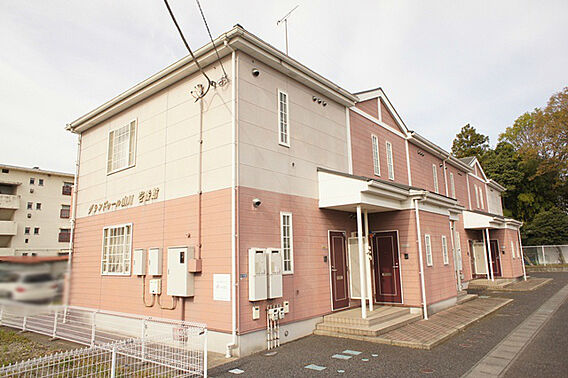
[317,168,463,216]
[463,210,522,230]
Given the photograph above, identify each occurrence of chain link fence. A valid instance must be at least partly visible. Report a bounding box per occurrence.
[522,245,568,265]
[0,301,207,377]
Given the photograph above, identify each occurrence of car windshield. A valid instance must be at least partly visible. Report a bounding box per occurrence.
[22,273,53,283]
[0,272,18,283]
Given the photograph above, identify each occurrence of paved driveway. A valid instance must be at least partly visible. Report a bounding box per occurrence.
[210,272,568,377]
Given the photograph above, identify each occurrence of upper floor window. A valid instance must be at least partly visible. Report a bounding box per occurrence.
[432,164,439,193]
[1,168,8,173]
[36,203,41,210]
[371,135,380,176]
[441,235,449,265]
[280,212,293,274]
[450,172,455,199]
[24,227,30,235]
[510,240,516,259]
[27,202,33,210]
[38,179,44,186]
[425,234,433,266]
[107,120,137,174]
[475,185,480,208]
[101,224,132,275]
[479,186,484,209]
[60,204,71,219]
[62,182,73,196]
[58,228,71,243]
[386,141,394,180]
[277,90,290,147]
[34,227,40,235]
[29,178,35,185]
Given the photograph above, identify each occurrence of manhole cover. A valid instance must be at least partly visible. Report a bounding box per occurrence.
[420,368,435,374]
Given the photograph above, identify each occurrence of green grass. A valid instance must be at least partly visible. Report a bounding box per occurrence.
[0,327,75,366]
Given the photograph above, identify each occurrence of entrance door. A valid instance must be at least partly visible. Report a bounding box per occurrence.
[489,240,502,277]
[371,231,402,303]
[329,231,349,310]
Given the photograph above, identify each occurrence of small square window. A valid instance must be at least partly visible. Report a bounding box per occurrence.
[1,168,8,173]
[24,227,30,235]
[30,178,35,185]
[25,239,29,244]
[27,202,33,210]
[34,227,40,235]
[38,179,44,186]
[36,203,42,210]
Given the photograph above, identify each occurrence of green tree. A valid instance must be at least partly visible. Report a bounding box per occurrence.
[451,124,490,159]
[522,208,568,246]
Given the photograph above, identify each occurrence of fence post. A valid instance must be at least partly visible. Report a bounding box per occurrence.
[22,315,27,332]
[110,346,117,378]
[141,318,147,358]
[203,328,208,378]
[0,304,3,326]
[90,311,97,346]
[542,245,547,265]
[52,308,58,339]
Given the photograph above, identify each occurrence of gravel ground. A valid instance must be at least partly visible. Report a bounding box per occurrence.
[210,272,568,377]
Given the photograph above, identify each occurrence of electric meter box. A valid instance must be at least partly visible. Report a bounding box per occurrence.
[149,279,162,295]
[248,248,267,301]
[167,246,195,297]
[132,249,146,276]
[267,248,283,299]
[148,248,162,276]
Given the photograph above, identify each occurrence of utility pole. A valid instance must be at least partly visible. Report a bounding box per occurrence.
[277,5,299,55]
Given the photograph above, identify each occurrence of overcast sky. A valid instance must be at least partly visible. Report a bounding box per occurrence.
[1,0,567,173]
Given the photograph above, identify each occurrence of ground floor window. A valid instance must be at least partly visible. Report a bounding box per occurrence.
[101,224,132,275]
[280,212,293,274]
[425,234,433,266]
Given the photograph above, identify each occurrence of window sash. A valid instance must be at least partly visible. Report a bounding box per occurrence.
[511,240,516,259]
[280,212,293,274]
[278,91,289,146]
[101,224,132,275]
[442,236,449,265]
[425,234,433,266]
[107,120,136,174]
[450,172,455,198]
[475,186,480,208]
[386,141,394,180]
[372,135,380,176]
[432,164,439,193]
[479,186,484,209]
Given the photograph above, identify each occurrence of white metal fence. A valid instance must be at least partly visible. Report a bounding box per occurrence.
[522,245,568,265]
[0,301,207,377]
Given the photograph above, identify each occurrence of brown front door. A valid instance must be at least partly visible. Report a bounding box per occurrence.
[371,231,402,303]
[329,231,349,310]
[489,240,502,277]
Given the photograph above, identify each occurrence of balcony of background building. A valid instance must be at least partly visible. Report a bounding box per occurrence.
[0,193,20,210]
[0,247,15,256]
[0,221,17,236]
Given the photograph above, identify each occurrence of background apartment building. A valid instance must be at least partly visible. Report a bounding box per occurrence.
[0,164,74,257]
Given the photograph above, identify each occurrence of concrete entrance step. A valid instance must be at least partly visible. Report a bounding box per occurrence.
[457,293,477,305]
[315,307,421,337]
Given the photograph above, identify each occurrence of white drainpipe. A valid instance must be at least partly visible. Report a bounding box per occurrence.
[517,229,527,281]
[413,197,428,319]
[356,205,367,319]
[364,209,373,312]
[65,133,81,307]
[485,228,494,281]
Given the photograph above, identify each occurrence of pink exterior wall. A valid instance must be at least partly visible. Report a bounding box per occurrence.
[446,164,469,208]
[69,189,233,332]
[350,111,409,186]
[380,99,403,133]
[468,174,488,212]
[368,210,421,307]
[355,98,378,119]
[419,211,458,304]
[453,216,473,282]
[489,228,524,279]
[237,186,356,334]
[407,142,444,194]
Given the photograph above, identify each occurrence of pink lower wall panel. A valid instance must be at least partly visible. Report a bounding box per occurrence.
[489,228,524,279]
[69,189,233,332]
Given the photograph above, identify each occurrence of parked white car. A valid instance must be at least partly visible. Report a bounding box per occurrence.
[0,271,58,302]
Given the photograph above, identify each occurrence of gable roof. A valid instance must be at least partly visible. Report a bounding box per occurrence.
[458,156,476,165]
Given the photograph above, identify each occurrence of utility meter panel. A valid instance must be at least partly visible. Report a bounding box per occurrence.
[248,248,267,301]
[167,247,195,297]
[267,248,283,299]
[132,249,146,276]
[148,248,162,276]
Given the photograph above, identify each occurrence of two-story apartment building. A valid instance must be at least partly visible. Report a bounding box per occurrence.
[65,25,525,356]
[0,164,74,257]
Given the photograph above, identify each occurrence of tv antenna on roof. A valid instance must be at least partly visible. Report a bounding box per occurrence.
[277,5,299,55]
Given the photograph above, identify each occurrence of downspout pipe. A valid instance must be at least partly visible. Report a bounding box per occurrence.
[65,132,81,308]
[225,43,238,358]
[485,228,494,281]
[356,205,367,319]
[517,229,527,281]
[413,196,428,320]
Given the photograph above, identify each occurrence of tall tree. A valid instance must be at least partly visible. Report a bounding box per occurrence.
[451,124,490,159]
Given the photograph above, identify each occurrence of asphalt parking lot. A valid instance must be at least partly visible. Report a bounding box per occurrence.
[210,272,568,377]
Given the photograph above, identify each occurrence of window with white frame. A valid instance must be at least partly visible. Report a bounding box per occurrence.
[386,141,394,180]
[442,235,449,265]
[372,135,380,176]
[107,120,136,174]
[455,231,462,270]
[516,241,521,260]
[101,224,132,275]
[450,172,456,199]
[479,186,484,209]
[280,212,293,273]
[475,185,480,208]
[425,234,433,266]
[511,240,516,258]
[278,90,290,146]
[432,164,439,193]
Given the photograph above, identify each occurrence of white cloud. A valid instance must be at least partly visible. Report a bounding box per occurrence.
[1,0,567,172]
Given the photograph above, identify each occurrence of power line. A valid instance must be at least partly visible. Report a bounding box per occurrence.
[195,0,228,79]
[163,0,211,99]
